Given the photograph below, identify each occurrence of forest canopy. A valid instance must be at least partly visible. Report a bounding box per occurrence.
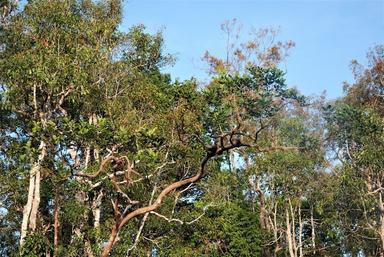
[0,1,383,257]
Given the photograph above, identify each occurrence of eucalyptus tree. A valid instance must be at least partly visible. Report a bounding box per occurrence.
[0,0,147,255]
[325,46,384,256]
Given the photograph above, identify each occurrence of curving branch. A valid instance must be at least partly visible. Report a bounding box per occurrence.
[76,155,116,179]
[100,129,300,257]
[76,155,138,180]
[101,136,245,257]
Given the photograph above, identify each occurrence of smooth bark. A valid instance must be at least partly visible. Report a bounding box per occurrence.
[20,141,47,246]
[311,205,316,255]
[286,204,295,257]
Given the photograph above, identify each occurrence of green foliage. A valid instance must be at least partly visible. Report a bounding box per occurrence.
[323,47,384,255]
[154,202,262,257]
[20,234,52,257]
[0,0,382,256]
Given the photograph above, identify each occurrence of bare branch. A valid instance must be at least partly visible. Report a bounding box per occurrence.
[150,209,206,225]
[366,187,384,196]
[150,211,184,224]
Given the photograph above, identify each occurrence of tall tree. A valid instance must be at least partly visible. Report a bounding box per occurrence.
[325,45,384,256]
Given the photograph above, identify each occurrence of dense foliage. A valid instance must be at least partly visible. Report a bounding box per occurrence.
[0,1,383,257]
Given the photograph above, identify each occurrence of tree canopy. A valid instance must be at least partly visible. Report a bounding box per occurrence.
[0,1,383,257]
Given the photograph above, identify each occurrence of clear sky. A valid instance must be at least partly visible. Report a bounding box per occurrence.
[120,0,384,99]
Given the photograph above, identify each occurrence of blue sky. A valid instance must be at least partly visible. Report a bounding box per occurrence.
[120,0,384,99]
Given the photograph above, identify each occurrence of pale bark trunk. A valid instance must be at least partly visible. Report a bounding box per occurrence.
[298,205,303,257]
[286,205,295,257]
[92,190,103,230]
[94,148,100,163]
[257,178,268,230]
[20,162,37,246]
[273,202,280,256]
[379,192,384,256]
[289,200,297,257]
[311,205,316,255]
[85,147,91,168]
[92,189,103,247]
[29,160,41,231]
[229,150,235,172]
[20,141,47,246]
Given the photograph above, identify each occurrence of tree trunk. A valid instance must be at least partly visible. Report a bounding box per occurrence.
[298,205,303,257]
[311,205,316,255]
[289,200,297,257]
[229,150,235,172]
[379,192,384,257]
[286,204,295,257]
[92,189,103,245]
[20,140,47,246]
[53,196,60,257]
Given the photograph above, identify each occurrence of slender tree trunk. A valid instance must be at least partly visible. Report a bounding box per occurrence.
[289,200,297,257]
[311,205,316,255]
[85,146,91,168]
[257,179,269,230]
[286,204,295,257]
[298,205,303,257]
[20,162,37,246]
[53,196,60,257]
[379,192,384,257]
[229,150,235,172]
[20,140,47,246]
[251,176,272,257]
[29,160,41,231]
[92,189,103,246]
[92,190,103,230]
[273,202,280,256]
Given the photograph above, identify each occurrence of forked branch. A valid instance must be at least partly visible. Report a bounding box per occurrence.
[101,135,245,257]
